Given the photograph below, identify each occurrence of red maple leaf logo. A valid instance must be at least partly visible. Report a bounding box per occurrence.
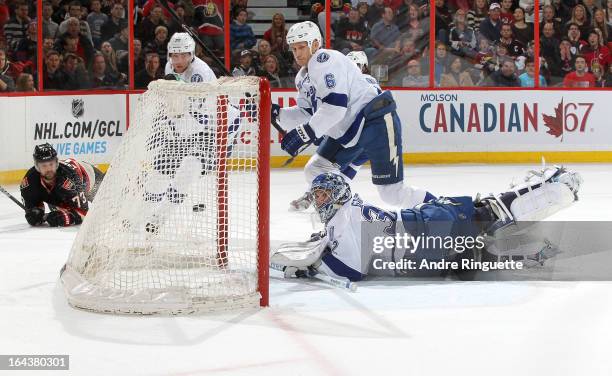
[543,99,564,141]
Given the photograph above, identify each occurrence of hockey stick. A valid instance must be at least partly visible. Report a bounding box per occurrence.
[270,262,357,292]
[156,0,231,76]
[0,185,25,210]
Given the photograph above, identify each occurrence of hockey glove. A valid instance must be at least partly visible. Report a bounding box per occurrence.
[281,123,316,157]
[45,209,83,227]
[271,103,280,124]
[25,207,45,226]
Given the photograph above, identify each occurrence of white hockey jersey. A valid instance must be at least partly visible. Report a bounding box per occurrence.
[314,193,401,281]
[278,49,379,147]
[165,56,217,83]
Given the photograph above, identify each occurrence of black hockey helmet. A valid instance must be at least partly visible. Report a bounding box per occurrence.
[33,143,58,163]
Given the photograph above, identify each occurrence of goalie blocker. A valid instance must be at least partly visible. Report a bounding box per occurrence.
[271,166,583,282]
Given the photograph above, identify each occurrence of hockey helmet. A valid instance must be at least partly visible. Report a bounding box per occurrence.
[286,21,322,51]
[310,173,352,223]
[346,51,368,71]
[167,32,195,58]
[33,143,57,163]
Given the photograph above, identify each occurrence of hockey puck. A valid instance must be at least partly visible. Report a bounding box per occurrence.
[193,204,206,212]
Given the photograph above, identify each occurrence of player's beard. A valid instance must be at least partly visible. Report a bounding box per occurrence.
[42,170,57,181]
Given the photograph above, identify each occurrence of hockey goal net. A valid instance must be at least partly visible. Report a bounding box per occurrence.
[61,76,270,314]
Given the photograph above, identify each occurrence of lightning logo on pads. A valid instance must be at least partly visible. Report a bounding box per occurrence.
[384,113,399,177]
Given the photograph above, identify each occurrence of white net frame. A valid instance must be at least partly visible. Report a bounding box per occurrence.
[61,77,270,314]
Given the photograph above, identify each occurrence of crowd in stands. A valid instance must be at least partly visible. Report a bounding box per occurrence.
[2,0,611,92]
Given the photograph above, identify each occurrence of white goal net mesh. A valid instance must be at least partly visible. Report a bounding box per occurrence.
[61,77,269,314]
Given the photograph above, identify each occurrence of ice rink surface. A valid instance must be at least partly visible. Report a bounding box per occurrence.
[1,163,612,376]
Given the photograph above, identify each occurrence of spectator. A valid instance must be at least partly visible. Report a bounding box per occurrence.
[101,3,126,43]
[479,2,502,42]
[370,7,401,60]
[603,63,612,87]
[435,0,452,42]
[0,48,15,91]
[15,72,35,91]
[400,59,429,87]
[230,8,256,53]
[498,23,525,57]
[55,17,95,66]
[357,2,370,28]
[264,13,289,55]
[582,0,597,25]
[261,54,282,87]
[3,1,29,50]
[42,37,55,57]
[87,0,107,48]
[145,25,169,67]
[448,9,477,57]
[43,50,66,90]
[540,21,560,68]
[566,23,587,56]
[334,7,372,55]
[399,4,429,50]
[540,5,562,39]
[133,39,145,72]
[388,37,421,76]
[607,1,612,27]
[0,46,28,81]
[518,58,545,86]
[555,38,577,82]
[440,56,475,86]
[42,1,59,39]
[366,0,386,27]
[485,59,520,85]
[62,53,89,90]
[434,41,449,84]
[101,41,121,75]
[563,55,596,86]
[89,52,122,88]
[582,29,610,71]
[566,4,590,38]
[108,23,128,55]
[58,1,93,45]
[519,0,534,23]
[467,0,488,34]
[232,49,256,76]
[167,2,186,36]
[135,52,163,89]
[512,7,533,45]
[14,21,36,64]
[0,0,8,40]
[499,0,514,24]
[592,9,611,44]
[194,1,224,54]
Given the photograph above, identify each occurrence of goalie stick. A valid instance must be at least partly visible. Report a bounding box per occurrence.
[270,261,358,292]
[0,185,25,210]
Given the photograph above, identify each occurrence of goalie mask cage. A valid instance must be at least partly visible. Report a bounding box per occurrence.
[61,77,270,314]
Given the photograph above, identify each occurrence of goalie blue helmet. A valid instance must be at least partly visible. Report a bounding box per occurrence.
[310,173,352,223]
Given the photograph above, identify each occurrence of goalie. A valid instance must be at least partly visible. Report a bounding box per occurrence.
[271,166,583,282]
[20,143,105,227]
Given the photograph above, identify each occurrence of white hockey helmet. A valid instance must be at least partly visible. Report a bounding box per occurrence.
[346,51,368,70]
[286,21,322,50]
[167,32,195,58]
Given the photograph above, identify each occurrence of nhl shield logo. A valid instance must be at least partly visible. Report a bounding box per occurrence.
[72,99,84,118]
